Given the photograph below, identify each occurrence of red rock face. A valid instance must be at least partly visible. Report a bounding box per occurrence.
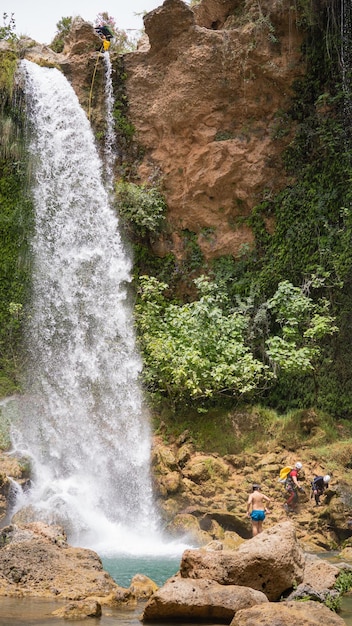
[125,0,305,260]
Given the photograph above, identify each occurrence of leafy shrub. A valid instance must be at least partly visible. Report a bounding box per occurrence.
[0,13,17,42]
[334,570,352,595]
[115,181,166,237]
[135,275,269,407]
[49,17,72,53]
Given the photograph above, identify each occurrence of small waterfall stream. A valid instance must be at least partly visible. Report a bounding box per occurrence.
[102,52,117,190]
[7,59,181,557]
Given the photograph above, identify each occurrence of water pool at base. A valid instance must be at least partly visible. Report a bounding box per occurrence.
[102,554,181,587]
[2,553,352,625]
[0,556,182,626]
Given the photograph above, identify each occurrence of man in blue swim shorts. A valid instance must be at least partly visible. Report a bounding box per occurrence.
[246,484,271,536]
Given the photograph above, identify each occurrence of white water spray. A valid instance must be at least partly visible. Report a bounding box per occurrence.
[9,59,187,557]
[103,52,116,190]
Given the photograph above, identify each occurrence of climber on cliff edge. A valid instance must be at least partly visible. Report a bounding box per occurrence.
[95,24,114,50]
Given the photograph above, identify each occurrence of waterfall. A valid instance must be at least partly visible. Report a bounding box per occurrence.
[8,59,180,557]
[103,52,117,190]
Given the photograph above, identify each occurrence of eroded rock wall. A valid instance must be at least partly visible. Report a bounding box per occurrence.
[124,0,305,260]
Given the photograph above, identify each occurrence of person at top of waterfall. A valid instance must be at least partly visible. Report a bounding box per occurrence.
[311,474,331,506]
[95,24,114,41]
[246,484,271,536]
[284,462,304,514]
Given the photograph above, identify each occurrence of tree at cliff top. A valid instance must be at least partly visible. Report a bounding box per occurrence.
[49,17,72,53]
[0,13,17,42]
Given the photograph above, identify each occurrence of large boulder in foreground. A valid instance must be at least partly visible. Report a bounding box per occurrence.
[180,521,304,601]
[0,523,118,599]
[230,599,346,625]
[142,577,268,622]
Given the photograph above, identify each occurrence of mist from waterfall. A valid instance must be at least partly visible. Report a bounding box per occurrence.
[8,59,186,558]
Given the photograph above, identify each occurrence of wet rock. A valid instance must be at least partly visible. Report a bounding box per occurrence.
[129,573,159,599]
[302,554,340,590]
[52,599,102,619]
[230,599,346,625]
[180,521,305,601]
[142,576,268,621]
[0,523,118,599]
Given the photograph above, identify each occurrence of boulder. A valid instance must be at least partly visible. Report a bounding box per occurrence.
[230,599,346,625]
[302,554,340,590]
[180,521,305,601]
[52,599,101,619]
[105,587,137,607]
[182,455,230,483]
[62,17,102,55]
[159,471,182,495]
[152,443,179,472]
[166,512,213,545]
[0,523,118,599]
[21,43,63,68]
[129,573,159,599]
[142,576,268,621]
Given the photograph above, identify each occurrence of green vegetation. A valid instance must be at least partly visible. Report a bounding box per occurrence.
[334,569,352,595]
[152,403,352,456]
[129,0,352,417]
[49,17,72,53]
[0,47,33,396]
[0,13,17,42]
[322,569,352,613]
[115,181,166,238]
[135,274,335,410]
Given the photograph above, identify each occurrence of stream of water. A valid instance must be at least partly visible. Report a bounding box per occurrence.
[4,58,190,561]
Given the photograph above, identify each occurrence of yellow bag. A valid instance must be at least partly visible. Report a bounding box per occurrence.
[103,40,111,51]
[278,466,292,483]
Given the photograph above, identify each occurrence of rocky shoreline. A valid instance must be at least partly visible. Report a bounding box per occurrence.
[151,429,352,551]
[0,519,350,624]
[2,417,352,624]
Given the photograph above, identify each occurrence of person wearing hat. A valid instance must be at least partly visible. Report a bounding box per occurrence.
[311,474,331,506]
[246,484,271,536]
[284,462,304,513]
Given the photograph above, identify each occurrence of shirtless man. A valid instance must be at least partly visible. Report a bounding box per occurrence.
[246,484,271,536]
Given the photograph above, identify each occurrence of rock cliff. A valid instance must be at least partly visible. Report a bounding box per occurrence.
[124,0,304,260]
[20,0,306,263]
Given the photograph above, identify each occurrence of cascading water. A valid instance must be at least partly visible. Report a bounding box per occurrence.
[8,59,185,558]
[102,52,117,190]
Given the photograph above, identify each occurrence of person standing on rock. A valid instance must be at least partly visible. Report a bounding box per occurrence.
[284,461,304,513]
[311,474,330,506]
[247,484,271,536]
